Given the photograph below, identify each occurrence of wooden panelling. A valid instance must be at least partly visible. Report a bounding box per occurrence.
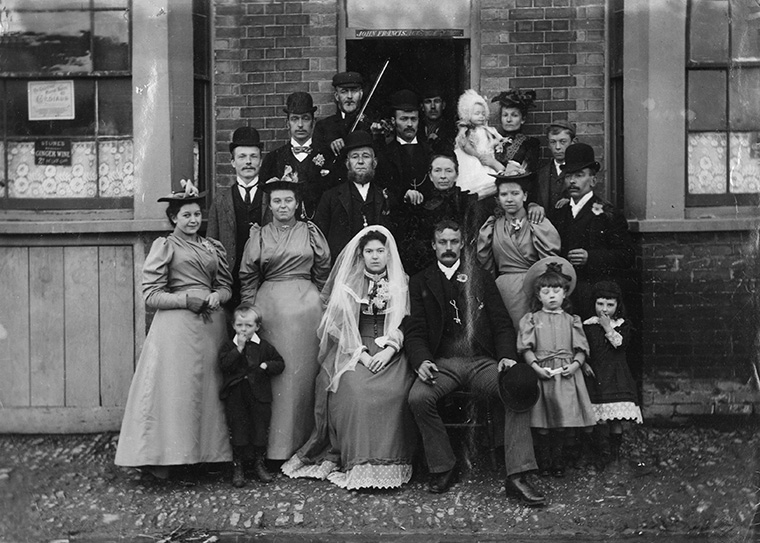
[0,247,30,407]
[64,247,101,407]
[99,246,135,407]
[0,407,124,433]
[29,247,65,407]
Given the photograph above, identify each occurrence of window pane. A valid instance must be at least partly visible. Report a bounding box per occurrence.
[689,0,729,63]
[99,139,134,197]
[93,10,130,71]
[98,79,132,135]
[7,80,95,136]
[729,67,760,130]
[7,140,97,198]
[688,70,726,130]
[729,133,760,193]
[688,132,727,194]
[731,0,760,61]
[0,11,92,73]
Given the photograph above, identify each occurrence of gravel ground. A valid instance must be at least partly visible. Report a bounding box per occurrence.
[0,421,757,542]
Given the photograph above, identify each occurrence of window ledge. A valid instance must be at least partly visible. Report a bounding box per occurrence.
[629,216,760,233]
[0,219,170,235]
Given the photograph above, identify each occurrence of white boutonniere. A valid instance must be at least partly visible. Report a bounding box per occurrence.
[320,169,330,177]
[592,202,604,216]
[313,154,325,167]
[201,239,215,253]
[456,273,468,283]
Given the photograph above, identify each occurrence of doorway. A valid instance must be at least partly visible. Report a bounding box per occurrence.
[345,38,469,119]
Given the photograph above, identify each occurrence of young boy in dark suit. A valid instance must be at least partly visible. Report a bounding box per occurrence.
[219,304,284,487]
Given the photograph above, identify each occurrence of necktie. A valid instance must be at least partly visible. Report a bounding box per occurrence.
[241,185,253,206]
[292,146,311,155]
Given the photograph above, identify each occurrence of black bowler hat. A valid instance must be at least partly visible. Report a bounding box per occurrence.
[389,89,419,111]
[342,130,375,154]
[229,127,261,154]
[498,364,540,413]
[561,143,600,176]
[283,92,317,115]
[332,72,363,89]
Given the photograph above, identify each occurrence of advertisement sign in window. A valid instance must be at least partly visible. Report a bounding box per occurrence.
[28,81,76,121]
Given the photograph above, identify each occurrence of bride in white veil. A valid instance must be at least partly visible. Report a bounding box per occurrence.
[282,225,418,489]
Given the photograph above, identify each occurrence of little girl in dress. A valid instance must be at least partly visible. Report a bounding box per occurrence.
[583,281,643,464]
[518,257,596,477]
[454,89,506,200]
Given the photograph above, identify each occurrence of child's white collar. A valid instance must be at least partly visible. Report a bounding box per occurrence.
[233,333,261,346]
[583,316,625,328]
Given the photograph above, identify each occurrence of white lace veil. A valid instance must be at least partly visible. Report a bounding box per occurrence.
[318,225,409,392]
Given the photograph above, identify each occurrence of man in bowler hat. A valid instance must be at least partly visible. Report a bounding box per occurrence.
[207,127,271,307]
[313,130,392,261]
[550,143,635,319]
[259,92,335,219]
[379,89,434,208]
[405,219,546,506]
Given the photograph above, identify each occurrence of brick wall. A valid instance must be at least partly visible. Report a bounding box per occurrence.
[480,0,606,166]
[638,230,760,420]
[214,0,339,187]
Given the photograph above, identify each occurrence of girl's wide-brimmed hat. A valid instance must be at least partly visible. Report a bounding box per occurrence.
[561,143,600,176]
[498,363,540,413]
[261,165,301,193]
[523,256,577,296]
[157,179,206,203]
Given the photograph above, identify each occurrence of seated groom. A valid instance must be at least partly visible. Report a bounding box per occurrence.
[405,219,545,506]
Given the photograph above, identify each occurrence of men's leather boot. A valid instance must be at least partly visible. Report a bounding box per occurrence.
[253,453,274,483]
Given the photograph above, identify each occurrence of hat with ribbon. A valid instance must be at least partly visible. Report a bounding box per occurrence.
[491,88,537,114]
[261,164,301,193]
[157,179,206,203]
[498,363,540,413]
[229,126,262,154]
[523,256,577,297]
[490,160,532,190]
[283,91,317,115]
[560,143,600,176]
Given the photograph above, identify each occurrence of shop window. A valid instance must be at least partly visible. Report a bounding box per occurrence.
[686,0,760,207]
[0,0,132,209]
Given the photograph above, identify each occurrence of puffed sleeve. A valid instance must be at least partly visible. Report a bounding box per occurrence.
[476,215,497,275]
[239,224,262,305]
[142,237,188,310]
[571,314,590,357]
[516,312,537,354]
[307,221,331,291]
[529,217,561,259]
[207,237,232,304]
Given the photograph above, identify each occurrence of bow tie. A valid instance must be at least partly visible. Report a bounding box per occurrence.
[292,146,311,154]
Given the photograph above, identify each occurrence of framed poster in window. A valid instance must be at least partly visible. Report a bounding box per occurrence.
[28,81,76,121]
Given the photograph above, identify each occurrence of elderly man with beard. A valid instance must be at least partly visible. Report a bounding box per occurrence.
[314,130,392,261]
[313,72,374,159]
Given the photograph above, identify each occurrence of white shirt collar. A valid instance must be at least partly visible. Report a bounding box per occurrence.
[570,191,594,218]
[237,176,259,200]
[554,160,563,176]
[397,136,419,145]
[290,137,312,148]
[353,181,370,200]
[437,259,461,280]
[233,333,260,347]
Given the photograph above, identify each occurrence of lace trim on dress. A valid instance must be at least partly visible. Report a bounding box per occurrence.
[326,463,412,490]
[281,456,337,480]
[593,401,643,424]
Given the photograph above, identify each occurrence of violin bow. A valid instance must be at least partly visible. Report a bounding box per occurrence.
[350,58,391,133]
